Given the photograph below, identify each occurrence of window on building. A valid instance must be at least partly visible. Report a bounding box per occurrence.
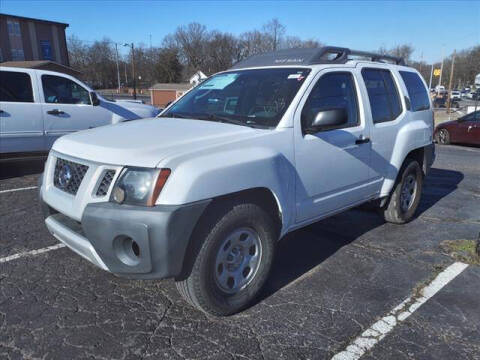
[302,72,359,130]
[42,75,91,104]
[40,40,53,60]
[7,20,25,61]
[399,71,430,112]
[361,68,402,123]
[0,71,34,102]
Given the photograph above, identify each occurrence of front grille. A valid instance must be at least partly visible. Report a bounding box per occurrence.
[53,158,89,195]
[96,170,116,196]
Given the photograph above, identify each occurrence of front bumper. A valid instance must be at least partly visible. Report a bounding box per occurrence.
[40,187,210,279]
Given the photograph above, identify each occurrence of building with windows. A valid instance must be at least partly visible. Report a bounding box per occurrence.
[0,13,69,65]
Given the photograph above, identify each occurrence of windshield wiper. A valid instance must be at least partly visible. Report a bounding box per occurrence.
[203,113,247,126]
[160,112,190,119]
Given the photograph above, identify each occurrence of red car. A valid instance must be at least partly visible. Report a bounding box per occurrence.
[435,110,480,146]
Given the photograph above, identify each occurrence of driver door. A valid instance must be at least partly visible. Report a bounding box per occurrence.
[38,72,112,150]
[294,69,377,223]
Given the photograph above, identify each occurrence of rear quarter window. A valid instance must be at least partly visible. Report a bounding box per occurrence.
[0,71,34,103]
[400,71,430,111]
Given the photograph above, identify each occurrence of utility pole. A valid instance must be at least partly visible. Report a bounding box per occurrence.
[114,43,121,93]
[446,49,456,113]
[429,64,434,90]
[124,62,128,86]
[438,46,444,90]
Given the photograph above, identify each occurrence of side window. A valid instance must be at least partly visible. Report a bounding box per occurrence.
[362,68,402,123]
[41,75,91,105]
[0,71,34,103]
[399,71,430,111]
[302,72,359,130]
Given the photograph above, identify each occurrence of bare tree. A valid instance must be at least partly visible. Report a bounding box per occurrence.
[262,18,286,51]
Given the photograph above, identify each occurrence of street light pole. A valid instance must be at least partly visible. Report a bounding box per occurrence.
[114,43,121,93]
[124,42,137,100]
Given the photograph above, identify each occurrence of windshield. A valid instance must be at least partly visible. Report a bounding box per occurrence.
[161,68,311,128]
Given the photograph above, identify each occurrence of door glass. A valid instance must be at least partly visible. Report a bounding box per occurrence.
[41,75,91,105]
[302,72,359,130]
[0,71,34,102]
[362,68,402,123]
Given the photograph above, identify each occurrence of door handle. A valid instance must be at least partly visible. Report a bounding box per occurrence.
[355,136,370,145]
[47,109,65,115]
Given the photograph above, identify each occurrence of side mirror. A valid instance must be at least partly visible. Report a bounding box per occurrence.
[90,92,100,106]
[304,108,348,134]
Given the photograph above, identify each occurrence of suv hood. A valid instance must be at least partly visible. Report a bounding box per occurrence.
[52,117,257,167]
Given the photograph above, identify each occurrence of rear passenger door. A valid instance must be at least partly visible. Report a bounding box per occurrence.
[357,66,408,194]
[0,70,45,154]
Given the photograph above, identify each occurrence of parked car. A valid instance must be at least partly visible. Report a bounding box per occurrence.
[0,67,160,157]
[450,90,461,100]
[435,110,480,146]
[433,96,459,108]
[39,47,435,315]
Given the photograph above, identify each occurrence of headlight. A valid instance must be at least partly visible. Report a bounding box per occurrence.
[111,167,171,206]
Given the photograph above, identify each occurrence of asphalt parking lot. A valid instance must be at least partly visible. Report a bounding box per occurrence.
[1,145,479,360]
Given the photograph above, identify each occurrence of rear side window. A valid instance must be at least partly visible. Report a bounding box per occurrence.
[0,71,34,102]
[361,68,402,123]
[400,71,430,111]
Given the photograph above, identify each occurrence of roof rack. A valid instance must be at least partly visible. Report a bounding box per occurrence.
[230,46,405,69]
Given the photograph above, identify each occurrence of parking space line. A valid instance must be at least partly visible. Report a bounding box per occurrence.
[0,243,65,264]
[0,186,38,194]
[331,262,469,360]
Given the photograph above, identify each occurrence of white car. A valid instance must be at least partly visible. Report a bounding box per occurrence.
[0,66,159,157]
[39,47,435,315]
[450,91,461,100]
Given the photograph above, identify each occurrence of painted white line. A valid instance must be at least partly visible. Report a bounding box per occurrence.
[0,186,38,194]
[0,243,65,264]
[331,262,469,360]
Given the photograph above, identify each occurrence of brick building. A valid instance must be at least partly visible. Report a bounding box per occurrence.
[149,83,192,108]
[0,13,69,66]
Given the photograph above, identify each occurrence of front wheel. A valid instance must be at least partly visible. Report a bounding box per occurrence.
[176,201,276,316]
[381,159,423,224]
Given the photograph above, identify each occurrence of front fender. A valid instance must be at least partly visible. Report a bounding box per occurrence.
[157,146,296,234]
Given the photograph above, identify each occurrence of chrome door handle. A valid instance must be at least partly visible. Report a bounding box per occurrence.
[47,109,65,115]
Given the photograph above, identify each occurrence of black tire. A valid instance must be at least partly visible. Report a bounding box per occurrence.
[381,159,423,224]
[437,129,450,145]
[175,200,276,316]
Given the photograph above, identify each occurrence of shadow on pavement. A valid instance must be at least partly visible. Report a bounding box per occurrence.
[0,158,46,180]
[259,167,464,301]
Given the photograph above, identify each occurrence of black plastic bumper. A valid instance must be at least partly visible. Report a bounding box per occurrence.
[40,194,210,280]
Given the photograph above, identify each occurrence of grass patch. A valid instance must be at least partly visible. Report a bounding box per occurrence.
[440,239,480,265]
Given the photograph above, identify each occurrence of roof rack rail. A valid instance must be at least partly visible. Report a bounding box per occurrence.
[230,46,405,69]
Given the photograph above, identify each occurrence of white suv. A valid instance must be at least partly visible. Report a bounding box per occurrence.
[0,67,159,157]
[39,47,435,315]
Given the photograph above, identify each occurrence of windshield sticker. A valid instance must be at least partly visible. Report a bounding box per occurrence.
[288,73,305,81]
[199,74,239,90]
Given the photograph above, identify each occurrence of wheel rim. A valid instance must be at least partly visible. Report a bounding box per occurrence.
[214,227,262,294]
[400,174,417,213]
[439,129,448,144]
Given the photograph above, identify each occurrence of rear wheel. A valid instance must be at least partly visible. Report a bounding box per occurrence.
[382,159,423,224]
[437,129,450,145]
[176,200,276,316]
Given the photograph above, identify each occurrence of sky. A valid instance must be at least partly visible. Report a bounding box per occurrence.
[2,0,479,63]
